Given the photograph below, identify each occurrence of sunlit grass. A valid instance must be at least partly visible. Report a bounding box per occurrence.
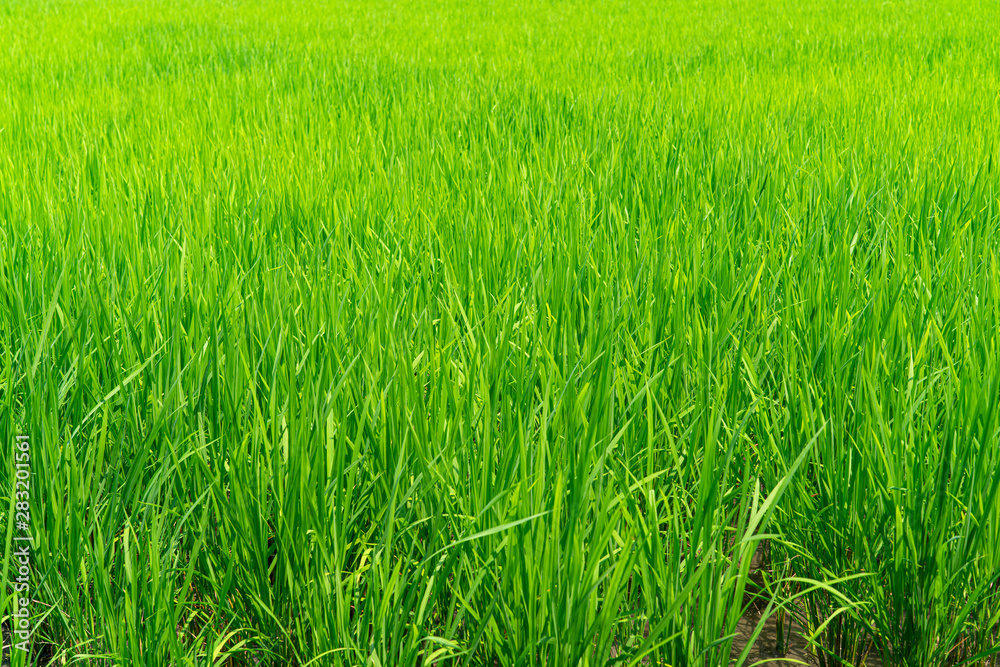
[1,0,999,665]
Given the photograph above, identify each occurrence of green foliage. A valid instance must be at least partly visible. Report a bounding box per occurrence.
[1,0,999,665]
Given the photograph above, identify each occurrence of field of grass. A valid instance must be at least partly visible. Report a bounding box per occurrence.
[2,0,1000,665]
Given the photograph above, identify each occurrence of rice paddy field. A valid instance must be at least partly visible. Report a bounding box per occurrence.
[2,0,1000,665]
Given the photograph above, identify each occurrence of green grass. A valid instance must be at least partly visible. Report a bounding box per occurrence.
[1,0,1000,665]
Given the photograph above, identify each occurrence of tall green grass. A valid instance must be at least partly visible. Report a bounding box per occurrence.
[1,0,1000,665]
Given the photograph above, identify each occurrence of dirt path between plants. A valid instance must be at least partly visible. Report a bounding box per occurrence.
[731,599,820,666]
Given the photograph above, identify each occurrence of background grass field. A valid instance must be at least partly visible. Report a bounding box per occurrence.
[2,0,1000,665]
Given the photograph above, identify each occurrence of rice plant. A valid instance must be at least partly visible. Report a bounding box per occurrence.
[1,0,999,665]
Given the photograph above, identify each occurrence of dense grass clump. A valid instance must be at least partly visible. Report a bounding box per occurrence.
[2,0,1000,665]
